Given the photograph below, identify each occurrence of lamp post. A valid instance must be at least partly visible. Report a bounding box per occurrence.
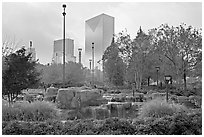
[92,43,94,86]
[89,59,92,85]
[97,60,101,82]
[62,4,66,87]
[56,53,58,64]
[78,48,82,64]
[164,75,172,102]
[89,59,92,70]
[155,66,160,87]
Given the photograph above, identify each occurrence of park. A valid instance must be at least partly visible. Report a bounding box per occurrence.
[2,3,202,135]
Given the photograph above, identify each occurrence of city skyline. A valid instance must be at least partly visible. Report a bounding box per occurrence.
[2,2,202,65]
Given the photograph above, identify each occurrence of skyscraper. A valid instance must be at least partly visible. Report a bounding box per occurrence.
[52,38,76,64]
[25,41,36,61]
[85,13,114,69]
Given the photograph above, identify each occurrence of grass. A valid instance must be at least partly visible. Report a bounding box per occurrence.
[2,100,59,121]
[138,98,188,118]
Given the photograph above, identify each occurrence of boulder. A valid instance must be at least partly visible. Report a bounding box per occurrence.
[45,87,58,97]
[56,88,78,109]
[177,96,189,104]
[152,92,166,99]
[24,94,34,103]
[91,106,110,119]
[56,88,104,109]
[79,89,101,102]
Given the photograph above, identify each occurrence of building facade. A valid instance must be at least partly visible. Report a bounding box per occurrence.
[25,41,36,61]
[52,38,76,64]
[85,13,114,69]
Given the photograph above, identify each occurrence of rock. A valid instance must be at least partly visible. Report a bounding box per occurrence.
[123,102,132,109]
[91,106,110,119]
[45,87,58,97]
[56,88,104,109]
[152,92,166,99]
[24,94,34,103]
[80,86,92,90]
[177,96,189,104]
[56,88,77,109]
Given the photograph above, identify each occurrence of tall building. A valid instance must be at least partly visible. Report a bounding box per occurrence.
[26,41,36,61]
[52,38,76,64]
[85,13,114,69]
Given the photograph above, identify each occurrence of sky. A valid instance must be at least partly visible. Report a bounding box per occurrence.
[2,2,202,65]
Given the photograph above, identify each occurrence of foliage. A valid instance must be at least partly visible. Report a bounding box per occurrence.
[2,101,59,121]
[37,62,85,86]
[103,38,126,86]
[97,118,135,135]
[112,24,202,91]
[151,24,202,90]
[2,47,41,103]
[138,98,188,118]
[3,110,201,135]
[134,111,202,135]
[126,27,156,89]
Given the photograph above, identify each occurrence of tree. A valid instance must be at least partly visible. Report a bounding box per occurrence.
[177,24,202,91]
[103,38,126,87]
[2,47,40,103]
[151,23,202,91]
[124,27,155,89]
[65,62,85,85]
[39,62,86,86]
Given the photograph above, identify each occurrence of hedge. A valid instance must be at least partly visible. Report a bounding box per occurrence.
[2,110,202,135]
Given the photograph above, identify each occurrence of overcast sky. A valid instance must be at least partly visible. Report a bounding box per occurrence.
[2,2,202,65]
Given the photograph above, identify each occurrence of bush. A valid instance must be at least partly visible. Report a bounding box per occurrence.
[134,110,202,135]
[138,98,188,118]
[2,101,59,121]
[2,111,202,135]
[97,118,135,135]
[2,104,23,121]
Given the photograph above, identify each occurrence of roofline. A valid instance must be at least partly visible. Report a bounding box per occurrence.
[85,13,114,22]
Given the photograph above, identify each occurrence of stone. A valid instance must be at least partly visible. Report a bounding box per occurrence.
[56,88,104,109]
[91,106,110,120]
[24,94,34,103]
[152,92,166,99]
[177,96,189,104]
[45,87,58,97]
[56,88,77,109]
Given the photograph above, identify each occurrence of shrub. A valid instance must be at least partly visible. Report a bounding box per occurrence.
[2,111,202,135]
[2,101,59,121]
[133,110,202,135]
[138,98,188,118]
[168,112,202,135]
[20,101,59,121]
[97,118,135,135]
[2,104,23,121]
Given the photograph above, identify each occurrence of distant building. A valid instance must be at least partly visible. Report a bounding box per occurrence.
[25,41,36,61]
[85,13,114,69]
[52,38,76,64]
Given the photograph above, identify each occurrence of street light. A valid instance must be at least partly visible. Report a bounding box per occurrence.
[62,4,66,87]
[155,66,160,87]
[89,59,92,70]
[97,60,101,82]
[92,42,94,86]
[164,75,172,102]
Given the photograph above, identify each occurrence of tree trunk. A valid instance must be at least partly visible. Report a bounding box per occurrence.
[147,77,150,86]
[136,71,139,90]
[182,53,187,92]
[183,69,187,92]
[139,73,143,89]
[7,92,11,105]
